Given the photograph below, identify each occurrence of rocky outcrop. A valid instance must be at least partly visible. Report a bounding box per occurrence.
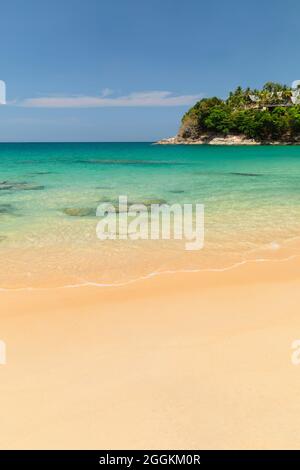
[156,134,259,145]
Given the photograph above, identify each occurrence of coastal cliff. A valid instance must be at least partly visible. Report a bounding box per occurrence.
[157,82,300,145]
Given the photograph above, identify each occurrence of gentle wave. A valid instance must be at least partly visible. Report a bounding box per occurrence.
[0,253,298,292]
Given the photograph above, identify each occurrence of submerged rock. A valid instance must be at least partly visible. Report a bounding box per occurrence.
[27,171,55,176]
[82,159,177,165]
[63,207,95,217]
[0,182,14,190]
[101,199,169,215]
[0,235,7,242]
[98,197,168,207]
[0,204,14,214]
[98,196,116,203]
[96,197,169,214]
[195,170,261,178]
[141,198,167,206]
[15,183,45,190]
[0,181,45,191]
[230,172,261,177]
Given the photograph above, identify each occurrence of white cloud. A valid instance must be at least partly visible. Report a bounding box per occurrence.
[100,88,114,97]
[20,90,202,108]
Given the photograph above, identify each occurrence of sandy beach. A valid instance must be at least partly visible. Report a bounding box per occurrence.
[1,0,300,459]
[1,255,300,450]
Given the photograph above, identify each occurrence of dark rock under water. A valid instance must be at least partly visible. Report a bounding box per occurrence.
[0,204,15,214]
[0,181,45,191]
[195,171,261,177]
[230,172,261,177]
[62,207,95,217]
[79,159,185,166]
[97,197,168,207]
[63,198,169,217]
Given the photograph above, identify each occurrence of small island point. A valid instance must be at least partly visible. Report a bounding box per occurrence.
[158,81,300,145]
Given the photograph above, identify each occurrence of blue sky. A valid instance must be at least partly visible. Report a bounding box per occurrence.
[0,0,299,141]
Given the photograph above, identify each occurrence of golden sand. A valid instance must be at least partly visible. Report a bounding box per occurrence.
[1,256,300,449]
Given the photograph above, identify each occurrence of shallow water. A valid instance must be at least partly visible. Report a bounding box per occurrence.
[1,142,300,288]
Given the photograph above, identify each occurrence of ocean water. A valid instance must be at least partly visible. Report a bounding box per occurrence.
[1,142,300,288]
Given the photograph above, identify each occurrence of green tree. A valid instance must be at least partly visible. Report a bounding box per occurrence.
[204,105,232,135]
[178,82,300,142]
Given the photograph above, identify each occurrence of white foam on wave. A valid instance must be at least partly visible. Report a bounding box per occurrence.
[268,241,281,250]
[0,253,298,292]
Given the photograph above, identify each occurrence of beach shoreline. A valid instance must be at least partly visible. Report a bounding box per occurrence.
[156,135,300,145]
[1,256,300,449]
[1,142,300,449]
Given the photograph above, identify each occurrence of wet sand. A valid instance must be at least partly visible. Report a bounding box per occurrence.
[1,256,300,449]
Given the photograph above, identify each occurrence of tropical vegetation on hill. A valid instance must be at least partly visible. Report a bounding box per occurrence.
[179,82,300,142]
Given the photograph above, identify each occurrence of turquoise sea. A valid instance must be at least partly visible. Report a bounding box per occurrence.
[1,142,300,288]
